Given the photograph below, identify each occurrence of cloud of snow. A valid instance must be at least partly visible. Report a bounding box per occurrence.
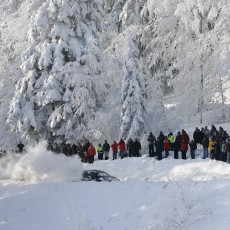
[0,141,83,182]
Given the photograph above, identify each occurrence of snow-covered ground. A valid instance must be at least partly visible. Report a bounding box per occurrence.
[1,123,230,230]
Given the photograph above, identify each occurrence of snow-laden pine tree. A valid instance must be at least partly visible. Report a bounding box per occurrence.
[7,0,105,142]
[172,0,230,124]
[120,36,145,140]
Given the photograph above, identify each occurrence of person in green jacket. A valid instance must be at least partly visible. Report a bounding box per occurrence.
[97,143,103,160]
[168,132,175,150]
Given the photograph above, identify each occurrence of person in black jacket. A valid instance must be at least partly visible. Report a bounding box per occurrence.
[133,139,141,157]
[81,139,90,162]
[193,127,204,144]
[127,138,134,157]
[147,132,156,157]
[189,140,197,159]
[103,140,110,160]
[17,142,24,153]
[202,136,209,159]
[155,138,163,160]
[173,132,181,159]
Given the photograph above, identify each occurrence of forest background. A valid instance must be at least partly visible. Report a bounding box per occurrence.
[0,0,230,150]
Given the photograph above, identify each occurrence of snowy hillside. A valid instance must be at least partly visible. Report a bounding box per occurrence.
[0,0,229,149]
[1,123,230,229]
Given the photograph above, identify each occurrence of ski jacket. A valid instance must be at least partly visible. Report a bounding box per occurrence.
[181,133,190,144]
[97,145,103,153]
[174,140,180,151]
[209,140,216,150]
[88,146,96,156]
[133,140,141,151]
[180,141,188,151]
[111,142,118,152]
[202,138,209,148]
[147,134,156,145]
[163,140,171,150]
[168,135,174,143]
[103,143,110,152]
[118,141,126,151]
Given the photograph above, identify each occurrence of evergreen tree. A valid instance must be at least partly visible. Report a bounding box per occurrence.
[7,0,104,142]
[120,36,145,140]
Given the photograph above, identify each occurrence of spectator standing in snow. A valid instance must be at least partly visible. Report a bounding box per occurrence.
[127,138,134,157]
[193,127,204,144]
[81,139,90,162]
[133,138,141,157]
[87,143,96,164]
[17,142,24,153]
[147,132,156,157]
[214,138,221,160]
[209,136,216,159]
[220,139,227,162]
[111,141,118,160]
[168,132,174,150]
[210,125,218,138]
[202,136,209,159]
[155,137,163,160]
[97,143,103,160]
[180,130,189,160]
[189,140,197,159]
[203,126,210,138]
[180,140,188,160]
[103,140,110,160]
[118,139,126,159]
[173,133,181,159]
[226,138,230,163]
[163,137,171,158]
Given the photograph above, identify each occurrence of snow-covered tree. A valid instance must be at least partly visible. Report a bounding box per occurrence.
[120,36,145,140]
[7,0,104,142]
[172,0,230,124]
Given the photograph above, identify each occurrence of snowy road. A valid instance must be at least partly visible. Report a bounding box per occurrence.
[1,150,230,230]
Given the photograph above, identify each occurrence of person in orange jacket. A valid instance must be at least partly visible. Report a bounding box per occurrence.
[180,140,188,160]
[118,139,126,159]
[111,141,118,160]
[163,137,171,158]
[87,143,96,164]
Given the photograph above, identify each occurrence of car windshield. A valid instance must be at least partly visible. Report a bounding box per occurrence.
[97,171,110,177]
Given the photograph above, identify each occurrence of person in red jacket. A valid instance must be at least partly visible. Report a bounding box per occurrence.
[111,141,118,160]
[163,137,171,158]
[180,130,189,160]
[87,143,96,163]
[118,139,126,159]
[180,140,188,160]
[181,130,190,144]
